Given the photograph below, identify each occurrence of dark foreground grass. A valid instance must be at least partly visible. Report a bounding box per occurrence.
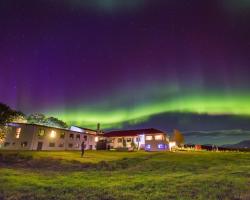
[0,151,250,200]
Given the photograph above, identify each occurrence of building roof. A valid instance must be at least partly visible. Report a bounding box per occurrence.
[104,128,165,137]
[7,122,92,134]
[70,125,98,133]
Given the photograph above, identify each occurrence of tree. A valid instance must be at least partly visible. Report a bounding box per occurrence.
[43,117,68,128]
[0,103,26,143]
[0,103,13,125]
[27,113,68,128]
[27,113,46,124]
[172,129,185,147]
[9,111,27,123]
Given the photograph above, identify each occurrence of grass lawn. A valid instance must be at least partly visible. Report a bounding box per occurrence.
[0,150,250,200]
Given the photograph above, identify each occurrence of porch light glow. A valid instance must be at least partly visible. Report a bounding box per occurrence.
[50,130,56,138]
[169,141,176,149]
[145,144,151,150]
[158,144,165,149]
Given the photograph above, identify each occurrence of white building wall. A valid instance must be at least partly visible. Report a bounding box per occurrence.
[107,133,169,151]
[1,123,97,151]
[107,136,144,149]
[145,133,169,151]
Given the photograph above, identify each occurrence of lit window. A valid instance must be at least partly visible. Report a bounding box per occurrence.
[145,144,151,150]
[16,128,21,139]
[38,129,45,137]
[95,137,99,142]
[155,135,163,140]
[158,144,165,149]
[50,130,56,138]
[145,135,153,141]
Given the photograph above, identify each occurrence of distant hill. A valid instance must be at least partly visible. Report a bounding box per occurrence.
[222,140,250,149]
[181,130,250,146]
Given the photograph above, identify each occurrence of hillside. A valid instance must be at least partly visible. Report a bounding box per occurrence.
[222,140,250,149]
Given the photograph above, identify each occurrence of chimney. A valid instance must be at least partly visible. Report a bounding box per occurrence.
[97,123,101,134]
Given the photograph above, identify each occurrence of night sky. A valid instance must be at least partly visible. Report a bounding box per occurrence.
[1,1,250,144]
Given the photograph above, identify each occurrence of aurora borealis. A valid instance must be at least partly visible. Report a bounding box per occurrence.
[1,0,250,143]
[48,91,250,129]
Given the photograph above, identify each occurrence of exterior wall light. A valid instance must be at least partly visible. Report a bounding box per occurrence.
[157,144,165,149]
[145,144,151,150]
[50,130,56,138]
[169,141,176,150]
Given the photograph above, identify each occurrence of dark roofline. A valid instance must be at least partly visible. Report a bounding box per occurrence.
[106,128,165,133]
[104,128,166,137]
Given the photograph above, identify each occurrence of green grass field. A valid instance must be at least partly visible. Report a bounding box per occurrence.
[0,150,250,200]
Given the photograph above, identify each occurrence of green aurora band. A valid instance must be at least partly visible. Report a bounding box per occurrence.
[47,92,250,129]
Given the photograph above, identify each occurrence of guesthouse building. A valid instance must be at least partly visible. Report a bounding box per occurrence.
[2,123,98,151]
[105,128,169,151]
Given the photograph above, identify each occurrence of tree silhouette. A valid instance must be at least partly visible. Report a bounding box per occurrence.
[172,129,185,146]
[0,103,26,143]
[27,113,68,128]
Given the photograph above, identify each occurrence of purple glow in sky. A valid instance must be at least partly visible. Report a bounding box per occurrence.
[1,1,250,144]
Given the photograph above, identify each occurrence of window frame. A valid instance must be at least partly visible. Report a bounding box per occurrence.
[58,143,64,148]
[60,132,65,139]
[145,135,153,141]
[49,142,55,147]
[38,129,45,137]
[155,135,163,141]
